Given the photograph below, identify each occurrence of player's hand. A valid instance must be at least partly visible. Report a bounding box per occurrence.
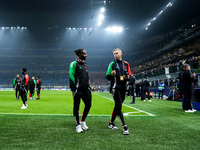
[111,70,116,76]
[14,88,15,90]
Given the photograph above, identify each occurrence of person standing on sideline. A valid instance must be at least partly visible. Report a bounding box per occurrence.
[69,49,92,133]
[143,78,151,102]
[21,68,29,109]
[158,80,165,100]
[29,76,36,100]
[129,76,136,104]
[36,76,41,100]
[106,48,132,135]
[181,64,196,113]
[140,80,144,101]
[13,74,22,100]
[135,81,140,97]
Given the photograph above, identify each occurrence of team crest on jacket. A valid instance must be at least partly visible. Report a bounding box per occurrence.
[124,66,127,71]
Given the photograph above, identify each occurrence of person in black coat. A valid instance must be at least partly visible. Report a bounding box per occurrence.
[140,80,144,101]
[143,78,151,102]
[181,64,196,112]
[178,64,184,99]
[135,81,140,97]
[129,76,136,104]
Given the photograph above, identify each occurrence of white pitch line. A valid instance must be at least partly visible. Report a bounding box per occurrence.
[0,112,149,117]
[94,93,155,116]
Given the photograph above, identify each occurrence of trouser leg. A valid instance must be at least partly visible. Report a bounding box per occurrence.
[73,91,81,126]
[111,89,126,126]
[80,90,92,122]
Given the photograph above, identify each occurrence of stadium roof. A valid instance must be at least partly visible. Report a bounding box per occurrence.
[0,0,199,38]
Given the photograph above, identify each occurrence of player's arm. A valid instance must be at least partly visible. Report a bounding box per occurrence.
[13,78,16,89]
[25,75,29,86]
[106,61,115,80]
[69,61,77,92]
[126,61,132,77]
[124,61,132,80]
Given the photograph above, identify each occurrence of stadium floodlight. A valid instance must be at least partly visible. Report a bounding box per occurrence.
[17,26,20,29]
[73,28,76,30]
[153,17,156,21]
[6,27,9,29]
[145,27,148,30]
[100,7,105,13]
[1,27,5,29]
[80,28,82,30]
[159,10,163,15]
[84,28,87,30]
[105,27,111,31]
[98,14,104,20]
[97,21,102,26]
[147,22,151,26]
[105,26,123,33]
[167,2,173,7]
[68,27,71,30]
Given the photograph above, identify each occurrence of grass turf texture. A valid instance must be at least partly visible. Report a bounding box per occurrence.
[0,90,200,150]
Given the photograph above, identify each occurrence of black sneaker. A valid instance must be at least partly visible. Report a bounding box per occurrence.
[108,122,118,130]
[123,126,129,135]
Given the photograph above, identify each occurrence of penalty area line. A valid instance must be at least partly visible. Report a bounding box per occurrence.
[94,92,155,117]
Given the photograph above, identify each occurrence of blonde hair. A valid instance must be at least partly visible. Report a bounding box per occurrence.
[113,48,122,52]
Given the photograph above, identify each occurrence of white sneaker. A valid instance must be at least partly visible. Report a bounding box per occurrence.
[148,100,152,102]
[80,121,89,130]
[123,126,129,135]
[76,124,83,133]
[29,97,32,100]
[108,122,118,130]
[192,109,197,112]
[21,104,27,109]
[185,110,194,113]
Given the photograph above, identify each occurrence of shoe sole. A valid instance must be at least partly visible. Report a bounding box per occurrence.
[108,126,118,130]
[81,127,89,130]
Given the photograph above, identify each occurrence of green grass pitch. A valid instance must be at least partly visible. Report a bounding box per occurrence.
[0,90,200,150]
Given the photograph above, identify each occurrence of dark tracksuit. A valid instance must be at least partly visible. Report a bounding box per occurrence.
[29,79,36,98]
[129,77,136,103]
[21,73,29,106]
[106,60,132,126]
[143,80,150,100]
[181,70,194,110]
[135,83,140,97]
[69,60,92,126]
[36,80,41,98]
[13,77,22,99]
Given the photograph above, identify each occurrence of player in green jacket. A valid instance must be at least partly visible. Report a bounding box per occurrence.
[69,49,92,133]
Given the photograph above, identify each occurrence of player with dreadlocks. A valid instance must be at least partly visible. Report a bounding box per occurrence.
[69,49,92,133]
